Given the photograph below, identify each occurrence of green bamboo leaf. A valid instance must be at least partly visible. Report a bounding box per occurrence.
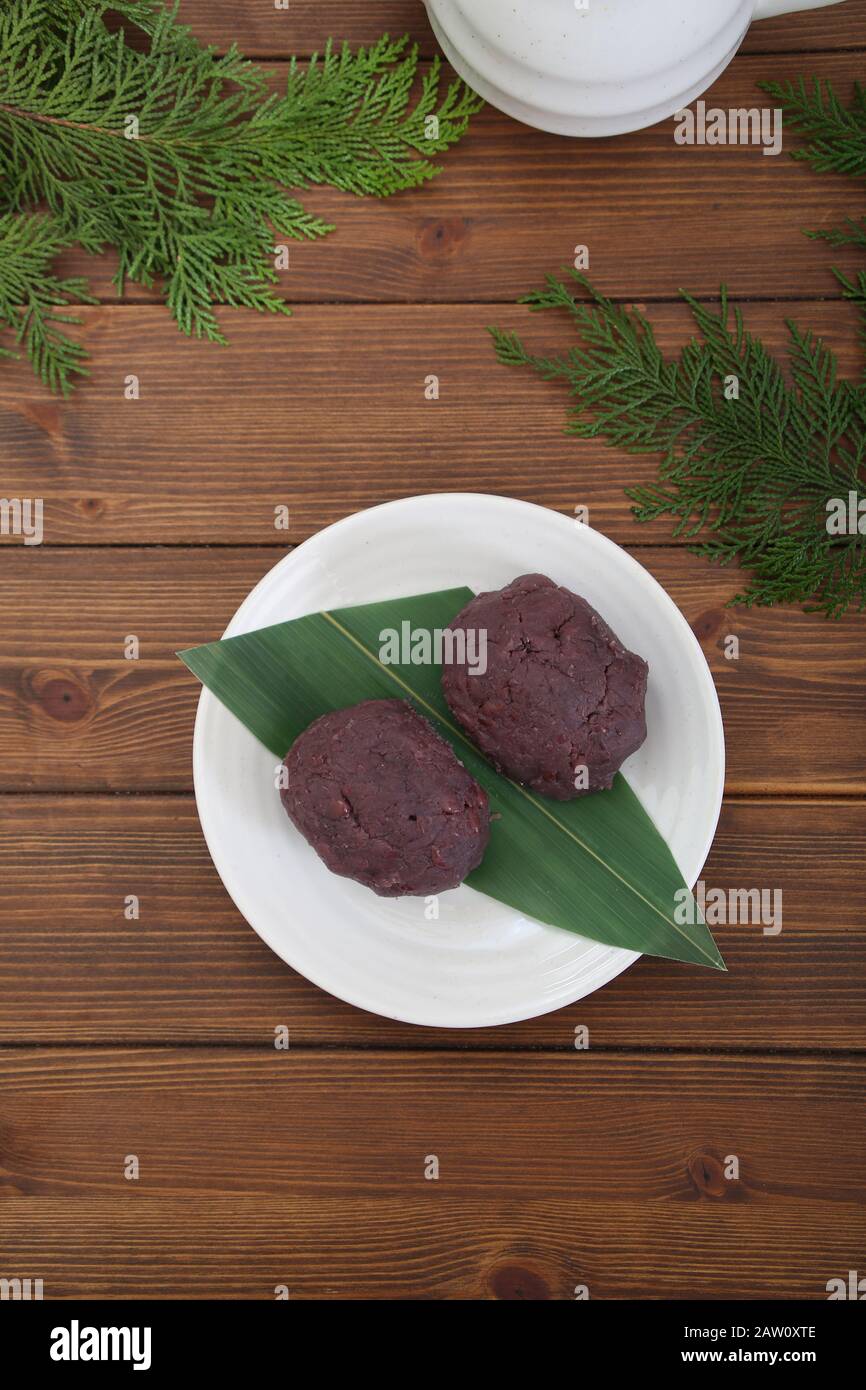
[179,587,725,971]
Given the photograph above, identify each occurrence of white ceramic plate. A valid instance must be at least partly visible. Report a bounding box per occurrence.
[192,494,725,1028]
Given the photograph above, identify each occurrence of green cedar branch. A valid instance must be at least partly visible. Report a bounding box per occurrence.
[760,76,866,180]
[0,0,483,386]
[490,271,866,618]
[760,76,866,378]
[0,210,95,395]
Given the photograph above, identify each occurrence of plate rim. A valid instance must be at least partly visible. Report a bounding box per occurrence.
[191,493,726,1027]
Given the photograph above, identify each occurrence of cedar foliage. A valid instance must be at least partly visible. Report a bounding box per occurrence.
[491,274,865,617]
[0,0,482,392]
[492,77,866,617]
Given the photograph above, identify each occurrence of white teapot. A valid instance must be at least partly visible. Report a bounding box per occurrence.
[424,0,846,136]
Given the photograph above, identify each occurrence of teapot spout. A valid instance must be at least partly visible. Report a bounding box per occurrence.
[752,0,845,18]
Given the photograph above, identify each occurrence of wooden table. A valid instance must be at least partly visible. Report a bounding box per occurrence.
[1,1,864,1300]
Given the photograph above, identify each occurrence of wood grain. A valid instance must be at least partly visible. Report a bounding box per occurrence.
[5,1193,863,1300]
[2,299,863,546]
[1,543,863,793]
[1,0,864,1306]
[53,52,866,305]
[0,795,862,1047]
[0,1050,863,1297]
[166,1,866,58]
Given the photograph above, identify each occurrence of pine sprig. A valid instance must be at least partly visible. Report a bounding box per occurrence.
[0,0,482,387]
[490,271,866,618]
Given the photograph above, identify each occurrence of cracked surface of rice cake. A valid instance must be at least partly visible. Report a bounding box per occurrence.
[280,698,490,896]
[442,573,648,800]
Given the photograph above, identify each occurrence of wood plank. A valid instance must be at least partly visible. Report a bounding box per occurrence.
[0,1051,862,1297]
[744,0,866,52]
[0,795,862,1047]
[1,545,863,794]
[4,1050,860,1197]
[1,299,862,546]
[0,3,857,1309]
[3,1193,862,1298]
[164,1,866,59]
[52,51,866,305]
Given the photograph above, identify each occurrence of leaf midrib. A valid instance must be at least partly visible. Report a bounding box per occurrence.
[320,608,721,969]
